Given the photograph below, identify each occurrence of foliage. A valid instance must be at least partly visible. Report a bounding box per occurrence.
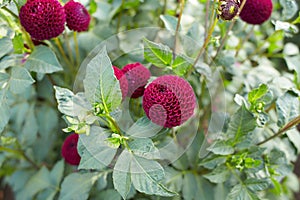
[0,0,300,200]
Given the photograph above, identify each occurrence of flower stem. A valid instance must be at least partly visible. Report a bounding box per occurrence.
[73,31,81,67]
[209,0,248,65]
[54,37,71,66]
[187,15,218,77]
[64,32,75,66]
[173,0,185,53]
[257,115,300,146]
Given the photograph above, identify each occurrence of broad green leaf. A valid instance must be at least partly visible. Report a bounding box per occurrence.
[128,138,160,159]
[269,149,293,176]
[126,116,163,138]
[0,37,13,58]
[199,155,227,169]
[244,178,270,191]
[160,15,181,32]
[50,160,64,186]
[207,140,234,155]
[17,166,51,200]
[8,67,35,94]
[98,189,121,200]
[78,126,117,170]
[143,38,173,68]
[54,86,92,117]
[58,172,102,200]
[287,129,300,152]
[163,167,183,192]
[131,155,176,197]
[292,12,300,24]
[226,184,260,200]
[36,189,57,200]
[83,47,122,112]
[0,90,9,133]
[113,150,132,200]
[226,105,256,140]
[182,172,214,200]
[280,0,298,20]
[20,103,38,146]
[171,54,192,76]
[12,33,24,54]
[276,92,299,127]
[248,84,268,104]
[203,165,230,183]
[25,46,63,73]
[214,183,230,200]
[0,72,9,86]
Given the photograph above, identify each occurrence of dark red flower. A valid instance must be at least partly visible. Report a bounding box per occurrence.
[113,66,128,99]
[64,0,90,32]
[143,75,196,128]
[240,0,272,25]
[19,0,66,40]
[122,62,151,98]
[61,133,81,165]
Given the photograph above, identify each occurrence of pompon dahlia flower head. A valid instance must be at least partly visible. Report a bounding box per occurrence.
[218,0,272,25]
[19,0,90,41]
[113,63,196,128]
[61,133,81,165]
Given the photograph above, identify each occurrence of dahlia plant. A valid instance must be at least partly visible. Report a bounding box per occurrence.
[0,0,300,200]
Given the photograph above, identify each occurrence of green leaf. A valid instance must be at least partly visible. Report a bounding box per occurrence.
[54,86,91,117]
[207,140,234,155]
[163,167,183,192]
[214,183,230,200]
[0,37,13,58]
[50,160,64,186]
[8,67,35,94]
[113,150,132,200]
[58,172,102,200]
[126,116,163,138]
[292,12,300,24]
[25,46,63,73]
[20,103,38,146]
[83,47,122,112]
[77,126,117,170]
[248,84,268,104]
[128,138,161,159]
[171,54,193,76]
[160,15,181,32]
[199,155,227,169]
[226,184,260,200]
[0,90,9,133]
[17,166,51,200]
[12,33,24,54]
[203,165,230,183]
[143,38,173,68]
[276,92,299,127]
[0,72,9,87]
[227,105,256,140]
[280,0,298,20]
[244,178,270,191]
[131,154,176,197]
[98,189,121,200]
[182,172,214,200]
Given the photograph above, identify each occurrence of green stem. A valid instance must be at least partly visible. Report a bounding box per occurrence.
[187,16,218,77]
[54,37,71,66]
[173,0,185,53]
[0,146,39,169]
[209,0,248,65]
[64,32,75,65]
[116,0,125,32]
[73,31,80,67]
[257,115,300,146]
